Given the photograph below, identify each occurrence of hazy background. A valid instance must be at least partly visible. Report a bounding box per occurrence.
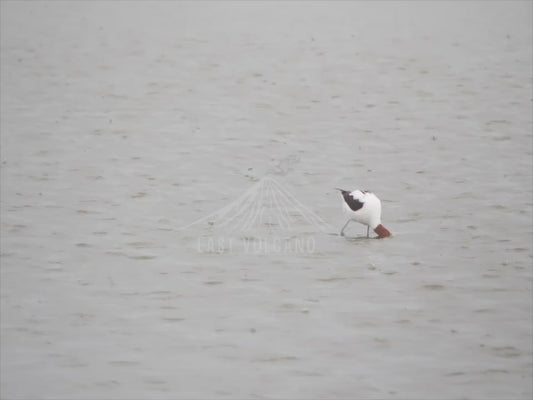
[1,1,532,399]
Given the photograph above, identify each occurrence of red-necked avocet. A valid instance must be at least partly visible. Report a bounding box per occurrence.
[336,188,391,238]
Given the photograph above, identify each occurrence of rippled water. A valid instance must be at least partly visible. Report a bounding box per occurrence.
[1,2,532,399]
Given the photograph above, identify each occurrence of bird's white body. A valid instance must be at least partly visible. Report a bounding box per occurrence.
[341,190,382,229]
[337,188,391,238]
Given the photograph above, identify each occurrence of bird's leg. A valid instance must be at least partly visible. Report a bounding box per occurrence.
[366,226,369,238]
[340,220,351,236]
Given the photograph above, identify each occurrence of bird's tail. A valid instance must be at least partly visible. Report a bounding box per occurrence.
[335,188,346,192]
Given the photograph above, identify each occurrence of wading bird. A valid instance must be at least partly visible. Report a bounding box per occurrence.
[336,188,391,238]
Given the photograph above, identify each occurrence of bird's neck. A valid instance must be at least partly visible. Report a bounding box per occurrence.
[374,224,391,238]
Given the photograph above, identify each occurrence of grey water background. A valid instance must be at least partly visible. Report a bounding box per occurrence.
[1,1,532,399]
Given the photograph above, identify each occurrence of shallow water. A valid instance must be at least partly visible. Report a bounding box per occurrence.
[1,2,532,399]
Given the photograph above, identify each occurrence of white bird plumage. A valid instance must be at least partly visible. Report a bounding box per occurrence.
[336,188,391,238]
